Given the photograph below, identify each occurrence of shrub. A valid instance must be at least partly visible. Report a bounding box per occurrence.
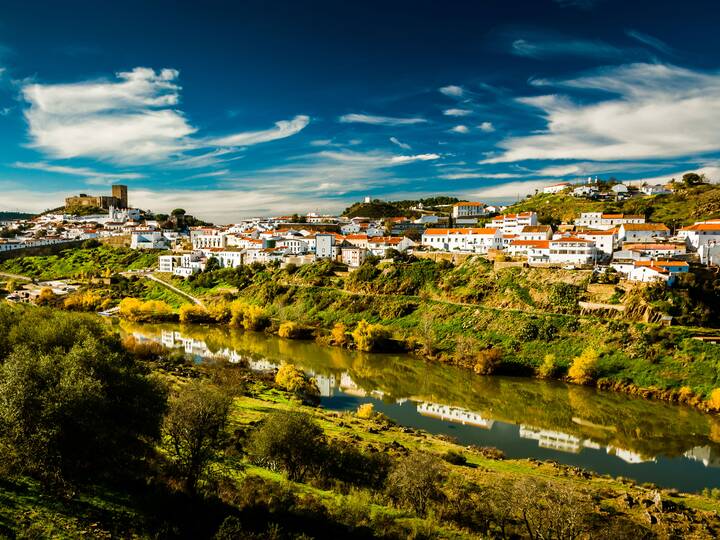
[275,363,320,405]
[536,353,559,379]
[330,322,349,346]
[707,388,720,411]
[323,440,391,490]
[246,410,326,482]
[119,297,174,322]
[473,348,502,375]
[230,301,269,331]
[442,450,467,466]
[278,321,303,339]
[352,320,391,352]
[568,348,599,385]
[35,287,57,306]
[356,403,375,419]
[179,304,213,324]
[63,291,104,311]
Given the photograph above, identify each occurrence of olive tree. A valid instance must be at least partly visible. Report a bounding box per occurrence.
[386,452,446,516]
[163,381,231,493]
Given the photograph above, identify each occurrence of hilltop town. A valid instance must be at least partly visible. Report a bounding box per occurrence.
[3,175,718,296]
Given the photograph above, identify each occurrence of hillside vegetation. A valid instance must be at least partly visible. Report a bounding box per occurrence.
[505,183,720,226]
[1,303,719,539]
[342,196,460,218]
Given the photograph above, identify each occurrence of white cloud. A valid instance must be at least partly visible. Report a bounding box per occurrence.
[625,30,675,56]
[13,161,143,181]
[443,108,472,117]
[450,125,469,134]
[478,121,495,132]
[389,153,440,164]
[469,179,551,200]
[389,136,411,150]
[624,166,720,186]
[338,113,427,126]
[22,67,309,164]
[440,172,521,180]
[208,115,309,146]
[485,63,720,164]
[439,85,464,97]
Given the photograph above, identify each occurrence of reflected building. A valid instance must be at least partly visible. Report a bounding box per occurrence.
[685,446,720,467]
[417,402,495,429]
[606,445,656,464]
[519,425,583,453]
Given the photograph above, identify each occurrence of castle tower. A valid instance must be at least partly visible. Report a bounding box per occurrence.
[111,184,128,208]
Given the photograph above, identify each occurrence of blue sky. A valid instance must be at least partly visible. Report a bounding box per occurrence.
[1,0,720,221]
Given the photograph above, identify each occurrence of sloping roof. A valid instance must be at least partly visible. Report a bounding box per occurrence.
[624,242,686,251]
[601,213,644,219]
[551,237,593,244]
[510,240,550,248]
[621,223,669,231]
[521,225,552,233]
[680,223,720,232]
[635,260,689,268]
[577,229,617,236]
[453,201,486,207]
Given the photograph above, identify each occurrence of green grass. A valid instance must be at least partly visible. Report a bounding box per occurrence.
[0,246,159,280]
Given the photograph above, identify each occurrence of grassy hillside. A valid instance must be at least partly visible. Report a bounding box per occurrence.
[505,183,720,226]
[0,212,35,221]
[342,196,461,218]
[0,245,159,280]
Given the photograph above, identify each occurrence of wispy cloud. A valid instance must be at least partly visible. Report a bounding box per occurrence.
[21,67,309,164]
[439,85,464,98]
[338,113,427,126]
[440,172,521,180]
[626,29,675,56]
[389,136,411,150]
[450,125,469,134]
[443,108,472,117]
[478,121,495,133]
[484,63,720,163]
[511,38,624,59]
[12,161,143,181]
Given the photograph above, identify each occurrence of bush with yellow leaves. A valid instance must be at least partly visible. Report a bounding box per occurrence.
[568,348,599,385]
[351,320,391,352]
[275,363,320,405]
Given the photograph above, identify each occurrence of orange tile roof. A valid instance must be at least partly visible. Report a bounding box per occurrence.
[680,223,720,232]
[621,223,669,231]
[635,260,689,268]
[578,229,617,236]
[551,237,593,244]
[453,201,486,207]
[521,225,551,233]
[625,243,685,251]
[510,240,550,248]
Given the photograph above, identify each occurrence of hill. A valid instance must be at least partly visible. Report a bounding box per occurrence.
[505,183,720,227]
[0,211,35,221]
[342,196,461,218]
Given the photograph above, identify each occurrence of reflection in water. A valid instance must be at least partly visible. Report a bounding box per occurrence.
[122,321,720,491]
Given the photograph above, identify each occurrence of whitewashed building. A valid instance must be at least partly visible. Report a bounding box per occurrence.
[678,221,720,250]
[574,212,645,230]
[422,227,501,253]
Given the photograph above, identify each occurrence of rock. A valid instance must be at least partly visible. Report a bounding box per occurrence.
[644,510,657,525]
[618,493,635,509]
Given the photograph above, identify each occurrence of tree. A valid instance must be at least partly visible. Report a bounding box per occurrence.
[386,453,446,516]
[682,172,704,187]
[0,329,167,485]
[163,381,231,493]
[246,410,325,482]
[330,322,349,346]
[205,256,221,272]
[171,208,186,216]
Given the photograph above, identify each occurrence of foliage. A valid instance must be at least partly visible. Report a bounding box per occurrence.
[473,348,503,375]
[537,353,560,379]
[179,304,214,324]
[230,301,269,331]
[386,453,446,516]
[278,321,305,339]
[119,297,174,322]
[707,388,720,411]
[274,364,320,405]
[356,402,375,419]
[0,306,167,485]
[246,410,326,482]
[351,319,391,352]
[330,322,349,346]
[568,347,600,385]
[164,381,231,493]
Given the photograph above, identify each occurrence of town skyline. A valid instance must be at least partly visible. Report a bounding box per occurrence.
[1,0,720,221]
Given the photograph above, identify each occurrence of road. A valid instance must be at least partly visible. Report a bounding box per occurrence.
[145,273,205,307]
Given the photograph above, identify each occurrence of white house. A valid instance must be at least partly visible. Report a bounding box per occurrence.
[158,255,180,273]
[508,239,550,259]
[641,184,672,196]
[572,185,598,198]
[628,261,688,284]
[543,182,571,195]
[548,237,597,265]
[452,201,488,218]
[678,221,720,250]
[490,212,538,234]
[422,227,501,253]
[191,231,227,249]
[517,225,553,241]
[611,184,629,196]
[574,212,645,230]
[617,223,670,244]
[131,231,169,250]
[340,246,367,267]
[575,229,617,259]
[276,238,310,254]
[367,236,415,256]
[619,242,687,258]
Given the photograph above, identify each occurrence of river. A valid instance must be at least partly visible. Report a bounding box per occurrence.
[120,321,720,492]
